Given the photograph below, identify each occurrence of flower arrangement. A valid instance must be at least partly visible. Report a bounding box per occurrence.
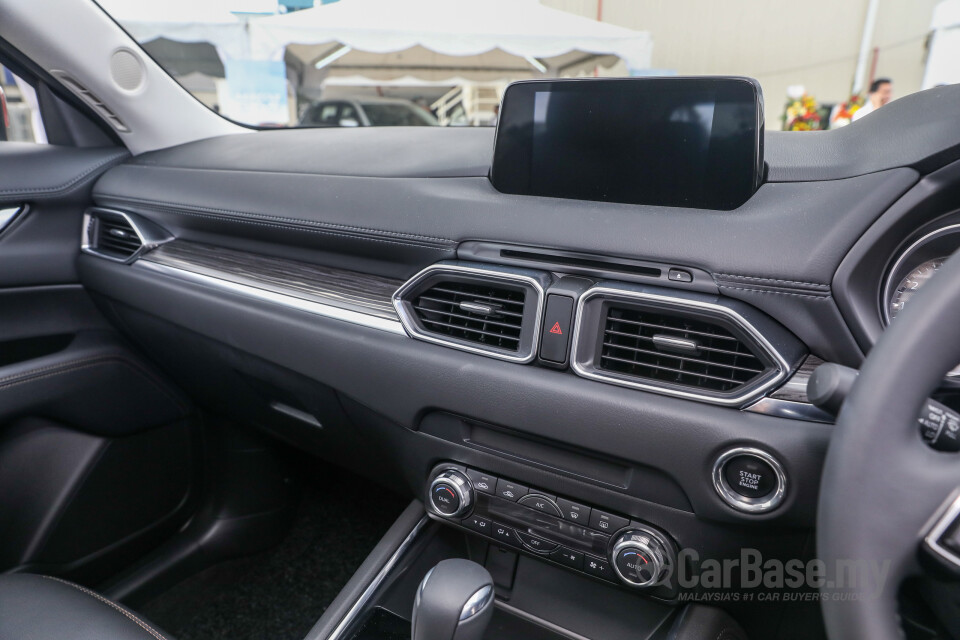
[830,94,865,128]
[782,93,824,131]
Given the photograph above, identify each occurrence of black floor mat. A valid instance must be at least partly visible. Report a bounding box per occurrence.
[140,468,408,640]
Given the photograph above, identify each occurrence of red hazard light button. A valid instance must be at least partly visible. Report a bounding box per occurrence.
[539,295,574,364]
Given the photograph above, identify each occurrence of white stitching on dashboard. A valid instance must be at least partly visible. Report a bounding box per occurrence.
[41,576,169,640]
[717,285,832,299]
[96,194,455,244]
[714,273,830,288]
[158,212,454,251]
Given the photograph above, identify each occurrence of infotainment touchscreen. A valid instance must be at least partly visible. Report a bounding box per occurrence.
[490,77,764,210]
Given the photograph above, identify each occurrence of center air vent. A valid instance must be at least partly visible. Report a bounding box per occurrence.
[81,208,171,263]
[600,306,765,393]
[393,263,549,363]
[571,285,803,406]
[415,281,526,351]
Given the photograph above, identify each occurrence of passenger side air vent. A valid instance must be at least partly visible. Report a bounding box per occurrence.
[94,214,142,259]
[393,263,549,362]
[571,284,803,406]
[415,281,525,351]
[81,208,171,263]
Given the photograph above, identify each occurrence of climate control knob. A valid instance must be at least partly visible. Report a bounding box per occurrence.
[428,470,474,519]
[611,529,671,588]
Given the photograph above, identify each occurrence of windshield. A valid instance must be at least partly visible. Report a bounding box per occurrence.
[96,0,956,132]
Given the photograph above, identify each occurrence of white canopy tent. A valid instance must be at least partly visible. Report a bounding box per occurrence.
[251,0,653,82]
[95,0,250,59]
[923,0,960,89]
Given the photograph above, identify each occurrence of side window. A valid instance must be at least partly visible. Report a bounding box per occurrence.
[318,103,340,125]
[0,64,46,143]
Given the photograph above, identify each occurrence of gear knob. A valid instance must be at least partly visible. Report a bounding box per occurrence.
[411,559,494,640]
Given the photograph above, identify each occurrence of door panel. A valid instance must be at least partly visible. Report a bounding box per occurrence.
[0,141,196,583]
[0,143,127,286]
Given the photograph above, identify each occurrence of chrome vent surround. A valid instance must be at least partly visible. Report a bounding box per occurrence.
[414,281,525,351]
[601,307,765,393]
[94,214,142,259]
[571,284,799,406]
[81,208,171,263]
[393,262,549,363]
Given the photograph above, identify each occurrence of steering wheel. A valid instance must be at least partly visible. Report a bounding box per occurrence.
[818,249,960,639]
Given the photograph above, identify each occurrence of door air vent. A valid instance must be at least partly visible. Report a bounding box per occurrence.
[81,208,171,263]
[571,285,803,406]
[393,263,550,363]
[94,213,142,260]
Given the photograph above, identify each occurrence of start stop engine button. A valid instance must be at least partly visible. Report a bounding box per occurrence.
[713,448,786,514]
[723,455,776,498]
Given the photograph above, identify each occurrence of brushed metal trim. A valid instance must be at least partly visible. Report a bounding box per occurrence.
[81,207,171,264]
[712,447,787,513]
[570,285,792,407]
[328,516,431,640]
[134,260,406,335]
[143,241,401,320]
[743,397,835,424]
[742,355,835,423]
[393,263,547,364]
[768,355,825,403]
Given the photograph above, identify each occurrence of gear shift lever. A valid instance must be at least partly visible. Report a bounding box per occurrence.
[411,559,494,640]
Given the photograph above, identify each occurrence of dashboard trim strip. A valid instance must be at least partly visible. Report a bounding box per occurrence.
[133,260,407,335]
[742,397,835,424]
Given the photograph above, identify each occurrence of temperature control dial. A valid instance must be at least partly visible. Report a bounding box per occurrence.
[428,470,474,518]
[611,529,671,588]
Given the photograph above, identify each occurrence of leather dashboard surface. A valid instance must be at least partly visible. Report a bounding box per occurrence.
[93,163,917,286]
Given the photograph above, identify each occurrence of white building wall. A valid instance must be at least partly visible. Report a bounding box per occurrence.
[542,0,939,130]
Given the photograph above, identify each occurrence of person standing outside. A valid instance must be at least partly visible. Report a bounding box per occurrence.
[853,78,893,121]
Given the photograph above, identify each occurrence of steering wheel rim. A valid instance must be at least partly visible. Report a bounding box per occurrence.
[818,250,960,640]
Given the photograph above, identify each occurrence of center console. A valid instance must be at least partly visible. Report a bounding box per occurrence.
[425,463,680,600]
[303,497,750,640]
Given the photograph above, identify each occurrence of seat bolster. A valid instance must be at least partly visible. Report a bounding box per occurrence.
[0,574,173,640]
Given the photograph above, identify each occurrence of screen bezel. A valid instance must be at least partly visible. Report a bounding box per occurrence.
[489,77,765,211]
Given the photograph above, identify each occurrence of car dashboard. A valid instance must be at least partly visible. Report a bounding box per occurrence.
[66,87,960,631]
